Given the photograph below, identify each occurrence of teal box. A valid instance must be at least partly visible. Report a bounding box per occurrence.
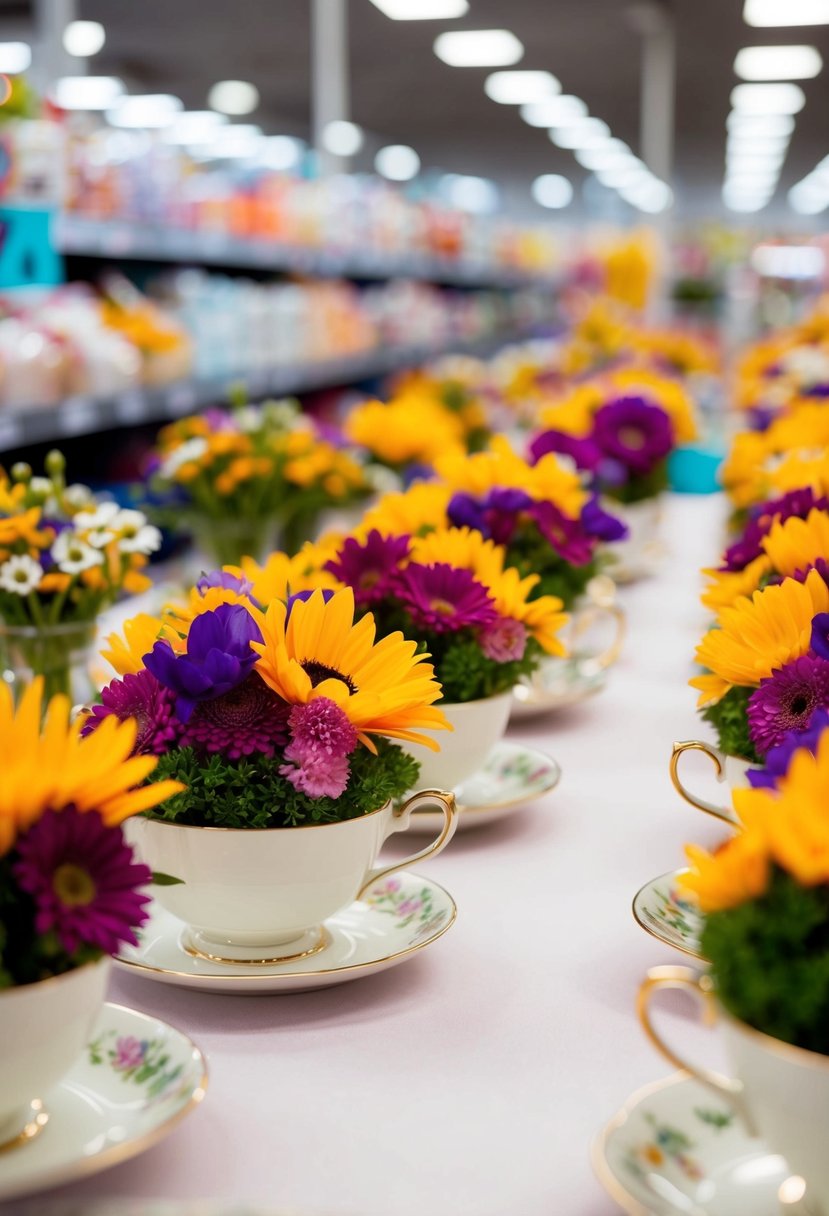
[668,444,723,495]
[0,205,63,289]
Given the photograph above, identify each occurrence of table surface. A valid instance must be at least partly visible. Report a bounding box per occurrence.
[43,493,730,1216]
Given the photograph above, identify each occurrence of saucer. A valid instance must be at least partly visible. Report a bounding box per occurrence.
[410,741,562,831]
[632,870,704,961]
[115,869,457,994]
[511,656,607,718]
[593,1072,793,1215]
[0,1002,207,1203]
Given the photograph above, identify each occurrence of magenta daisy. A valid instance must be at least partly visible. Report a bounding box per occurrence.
[747,656,829,755]
[180,672,291,759]
[13,807,152,956]
[81,670,179,755]
[280,697,359,798]
[325,531,411,606]
[394,562,498,634]
[479,616,528,662]
[529,502,595,566]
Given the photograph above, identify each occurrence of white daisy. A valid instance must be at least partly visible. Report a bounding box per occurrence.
[63,483,94,510]
[159,437,209,479]
[115,511,162,555]
[52,531,104,574]
[85,527,117,549]
[0,554,44,595]
[74,502,120,532]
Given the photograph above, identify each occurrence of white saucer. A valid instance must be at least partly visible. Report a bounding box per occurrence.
[632,870,704,961]
[410,741,562,831]
[511,656,607,718]
[0,1002,207,1203]
[115,869,457,994]
[593,1072,793,1215]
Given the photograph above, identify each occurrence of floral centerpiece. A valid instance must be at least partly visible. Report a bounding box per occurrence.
[343,386,475,479]
[721,403,829,520]
[151,395,370,563]
[0,452,160,702]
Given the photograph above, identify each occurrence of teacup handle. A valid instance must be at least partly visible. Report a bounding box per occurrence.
[358,789,458,899]
[570,602,627,672]
[670,740,738,825]
[637,965,756,1134]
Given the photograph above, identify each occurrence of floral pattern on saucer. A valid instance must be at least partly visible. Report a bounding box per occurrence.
[632,870,704,960]
[594,1073,787,1216]
[88,1030,187,1102]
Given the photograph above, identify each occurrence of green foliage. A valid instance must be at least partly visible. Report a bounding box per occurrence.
[506,527,598,611]
[147,740,421,829]
[603,461,669,506]
[435,636,540,703]
[703,868,829,1055]
[701,685,759,763]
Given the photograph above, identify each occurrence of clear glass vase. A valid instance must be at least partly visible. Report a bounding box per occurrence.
[0,619,99,707]
[186,516,284,570]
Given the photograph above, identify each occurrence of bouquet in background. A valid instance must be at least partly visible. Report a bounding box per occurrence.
[721,403,829,520]
[88,578,449,827]
[0,679,182,988]
[343,387,473,478]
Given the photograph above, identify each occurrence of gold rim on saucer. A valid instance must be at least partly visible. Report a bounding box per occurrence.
[181,926,331,966]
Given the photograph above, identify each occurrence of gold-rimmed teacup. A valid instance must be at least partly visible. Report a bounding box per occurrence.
[669,740,751,825]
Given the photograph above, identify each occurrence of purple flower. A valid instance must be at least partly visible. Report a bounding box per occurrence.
[394,562,498,634]
[280,697,359,799]
[580,494,628,543]
[722,488,829,571]
[82,670,179,755]
[479,616,527,662]
[145,603,262,722]
[748,708,829,789]
[448,488,533,546]
[747,656,829,755]
[13,807,152,956]
[528,429,602,471]
[180,672,290,759]
[529,501,596,565]
[402,463,436,487]
[196,569,254,597]
[285,588,335,623]
[325,531,411,607]
[113,1036,146,1071]
[805,382,829,398]
[811,612,829,661]
[592,396,675,477]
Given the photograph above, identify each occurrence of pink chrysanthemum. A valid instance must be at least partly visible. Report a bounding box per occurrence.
[479,616,528,662]
[82,670,179,755]
[394,562,498,635]
[747,656,829,755]
[180,672,290,759]
[13,807,152,956]
[325,531,411,606]
[280,696,358,799]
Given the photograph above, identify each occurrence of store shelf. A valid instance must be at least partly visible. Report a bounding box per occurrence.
[55,215,554,289]
[0,328,534,452]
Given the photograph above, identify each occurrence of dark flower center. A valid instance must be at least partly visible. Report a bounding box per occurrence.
[619,426,646,449]
[790,694,810,717]
[197,673,288,727]
[302,660,357,694]
[53,862,96,907]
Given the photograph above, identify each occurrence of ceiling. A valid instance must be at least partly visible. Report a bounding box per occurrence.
[41,0,829,223]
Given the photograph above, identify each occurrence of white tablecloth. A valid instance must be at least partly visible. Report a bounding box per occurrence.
[46,493,730,1216]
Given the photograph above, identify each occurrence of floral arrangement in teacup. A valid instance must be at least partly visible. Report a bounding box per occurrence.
[0,452,160,701]
[721,403,829,519]
[150,394,370,563]
[0,677,182,988]
[629,327,720,381]
[529,367,698,507]
[733,307,829,427]
[87,574,450,823]
[691,569,829,765]
[342,386,473,478]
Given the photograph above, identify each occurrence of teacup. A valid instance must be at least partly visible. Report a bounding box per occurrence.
[128,789,456,963]
[669,740,751,825]
[604,496,664,583]
[403,693,513,792]
[0,957,110,1146]
[639,964,829,1213]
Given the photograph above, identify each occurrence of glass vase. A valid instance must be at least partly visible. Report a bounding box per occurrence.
[0,619,99,707]
[186,516,283,570]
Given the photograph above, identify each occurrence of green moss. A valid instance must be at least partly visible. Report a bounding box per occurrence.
[701,685,759,763]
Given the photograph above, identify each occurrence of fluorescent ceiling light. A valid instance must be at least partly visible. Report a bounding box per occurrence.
[597,161,648,188]
[162,111,228,143]
[375,143,421,180]
[484,70,560,104]
[531,174,573,208]
[63,20,105,57]
[208,80,259,116]
[106,94,183,129]
[744,0,829,25]
[434,29,523,66]
[0,42,31,74]
[443,174,499,213]
[727,146,786,164]
[261,135,305,171]
[735,44,822,78]
[53,76,124,110]
[752,244,825,276]
[727,131,791,150]
[549,117,610,149]
[520,95,587,127]
[730,81,806,111]
[621,178,673,213]
[369,0,468,16]
[723,194,767,211]
[321,119,363,156]
[789,184,829,212]
[726,110,795,134]
[575,138,633,171]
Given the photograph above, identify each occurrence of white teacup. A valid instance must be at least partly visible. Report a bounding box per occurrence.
[604,495,664,583]
[0,957,110,1146]
[403,693,513,792]
[670,740,751,825]
[640,965,829,1213]
[128,789,456,963]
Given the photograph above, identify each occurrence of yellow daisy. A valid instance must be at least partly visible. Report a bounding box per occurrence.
[101,613,184,676]
[761,508,829,580]
[359,482,452,538]
[252,587,450,751]
[700,554,774,613]
[679,831,770,913]
[436,436,587,519]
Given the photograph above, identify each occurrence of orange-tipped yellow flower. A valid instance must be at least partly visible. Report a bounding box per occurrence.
[680,832,770,913]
